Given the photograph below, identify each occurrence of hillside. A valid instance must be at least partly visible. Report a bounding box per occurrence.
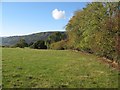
[1,31,66,46]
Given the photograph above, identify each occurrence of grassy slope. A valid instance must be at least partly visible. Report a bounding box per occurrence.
[2,48,118,88]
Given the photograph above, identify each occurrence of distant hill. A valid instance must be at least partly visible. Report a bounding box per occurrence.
[1,31,66,46]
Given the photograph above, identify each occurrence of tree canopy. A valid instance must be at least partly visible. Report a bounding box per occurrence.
[65,2,119,62]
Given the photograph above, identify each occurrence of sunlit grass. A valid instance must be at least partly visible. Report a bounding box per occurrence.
[0,47,2,88]
[2,48,118,88]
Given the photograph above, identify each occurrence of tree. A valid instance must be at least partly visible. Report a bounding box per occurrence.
[65,2,119,62]
[31,40,47,49]
[46,32,66,48]
[15,39,28,48]
[47,32,66,44]
[28,42,34,47]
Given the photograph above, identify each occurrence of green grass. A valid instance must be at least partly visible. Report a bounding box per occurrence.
[0,47,2,88]
[2,48,119,88]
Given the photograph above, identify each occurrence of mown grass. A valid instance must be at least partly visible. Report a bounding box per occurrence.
[2,48,119,88]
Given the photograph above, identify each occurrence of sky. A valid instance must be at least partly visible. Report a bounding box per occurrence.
[2,2,88,36]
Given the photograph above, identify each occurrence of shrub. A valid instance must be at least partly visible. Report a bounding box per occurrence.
[50,40,67,50]
[31,40,47,49]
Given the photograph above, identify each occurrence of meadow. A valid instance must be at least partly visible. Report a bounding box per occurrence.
[2,48,119,88]
[0,47,2,88]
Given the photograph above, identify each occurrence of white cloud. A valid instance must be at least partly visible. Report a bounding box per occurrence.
[52,9,65,20]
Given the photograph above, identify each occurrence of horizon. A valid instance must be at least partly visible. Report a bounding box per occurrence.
[1,2,88,37]
[1,30,66,37]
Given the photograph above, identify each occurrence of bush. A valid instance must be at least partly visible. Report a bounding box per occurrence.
[1,45,10,48]
[31,40,47,49]
[50,40,67,50]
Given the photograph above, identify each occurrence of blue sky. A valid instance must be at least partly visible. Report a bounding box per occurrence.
[2,2,88,36]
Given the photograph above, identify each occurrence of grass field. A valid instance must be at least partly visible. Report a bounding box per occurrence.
[0,47,2,88]
[2,48,119,88]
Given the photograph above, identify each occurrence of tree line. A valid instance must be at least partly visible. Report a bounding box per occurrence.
[13,32,66,49]
[65,2,120,62]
